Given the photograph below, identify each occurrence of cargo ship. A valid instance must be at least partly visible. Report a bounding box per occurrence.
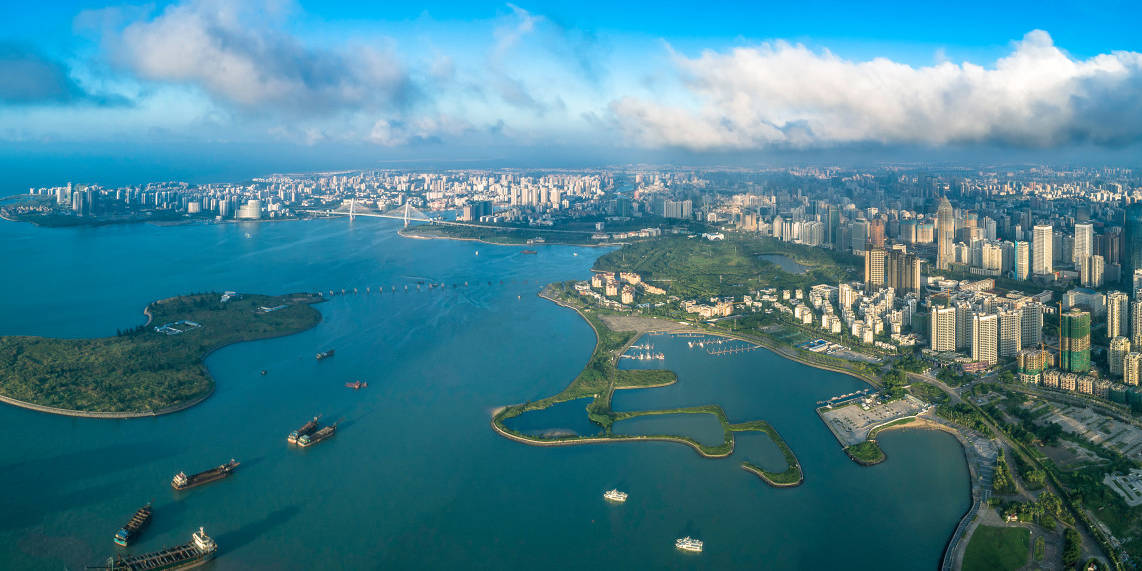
[171,459,239,490]
[287,415,321,444]
[92,526,217,570]
[113,503,152,547]
[315,349,335,360]
[345,380,367,390]
[297,423,336,447]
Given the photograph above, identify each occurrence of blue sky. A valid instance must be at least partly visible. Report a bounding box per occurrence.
[1,0,1140,184]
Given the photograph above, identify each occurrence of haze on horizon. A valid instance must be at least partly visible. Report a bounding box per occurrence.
[2,0,1141,187]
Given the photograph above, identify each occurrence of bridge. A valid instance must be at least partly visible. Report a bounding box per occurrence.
[299,200,604,235]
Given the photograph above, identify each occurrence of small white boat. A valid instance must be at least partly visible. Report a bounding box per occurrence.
[603,489,628,502]
[675,536,703,552]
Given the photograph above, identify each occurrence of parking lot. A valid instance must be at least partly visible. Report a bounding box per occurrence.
[820,394,928,446]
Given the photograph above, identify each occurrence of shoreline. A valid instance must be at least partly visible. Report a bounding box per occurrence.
[0,294,325,420]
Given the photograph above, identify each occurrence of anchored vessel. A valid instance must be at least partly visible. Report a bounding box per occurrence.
[297,423,336,447]
[315,349,335,360]
[113,503,152,547]
[287,416,321,444]
[675,537,703,553]
[171,459,239,490]
[345,380,367,390]
[93,526,216,570]
[603,489,628,502]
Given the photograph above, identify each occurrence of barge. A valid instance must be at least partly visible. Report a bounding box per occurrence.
[297,424,336,447]
[171,459,239,491]
[91,526,216,570]
[287,416,321,444]
[113,503,152,547]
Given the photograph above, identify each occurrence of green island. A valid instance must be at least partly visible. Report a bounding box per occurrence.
[0,292,323,416]
[400,216,705,246]
[491,284,803,487]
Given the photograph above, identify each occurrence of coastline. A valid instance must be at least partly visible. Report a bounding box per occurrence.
[0,294,325,419]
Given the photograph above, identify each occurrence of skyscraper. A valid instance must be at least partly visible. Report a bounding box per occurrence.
[863,248,887,290]
[972,314,998,365]
[1021,302,1043,348]
[1108,291,1130,339]
[930,306,956,352]
[1133,300,1142,347]
[1059,309,1091,373]
[1126,204,1142,282]
[1110,336,1131,376]
[1033,225,1053,275]
[1080,254,1104,287]
[1015,241,1030,280]
[937,197,954,270]
[1074,223,1094,264]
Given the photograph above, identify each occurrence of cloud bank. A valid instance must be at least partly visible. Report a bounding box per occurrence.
[611,31,1142,150]
[111,0,412,114]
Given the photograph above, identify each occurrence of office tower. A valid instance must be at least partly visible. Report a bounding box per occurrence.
[1059,309,1091,373]
[937,197,954,269]
[1015,241,1030,280]
[930,306,956,352]
[1108,291,1130,339]
[972,314,998,365]
[1033,225,1053,275]
[1074,223,1094,263]
[864,248,887,290]
[1080,254,1104,288]
[1127,352,1142,386]
[998,309,1022,357]
[1110,336,1132,376]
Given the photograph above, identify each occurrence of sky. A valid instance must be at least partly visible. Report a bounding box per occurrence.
[1,0,1141,185]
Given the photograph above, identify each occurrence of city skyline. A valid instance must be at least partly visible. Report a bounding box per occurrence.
[2,1,1142,189]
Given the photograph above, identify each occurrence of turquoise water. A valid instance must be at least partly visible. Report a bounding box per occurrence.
[0,217,969,569]
[613,413,726,446]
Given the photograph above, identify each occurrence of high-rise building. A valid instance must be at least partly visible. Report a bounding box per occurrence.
[937,197,954,270]
[1108,291,1130,339]
[1020,302,1043,348]
[869,219,885,248]
[1059,309,1091,373]
[1132,301,1142,347]
[1126,204,1142,282]
[1015,241,1030,280]
[1033,225,1053,275]
[663,199,692,219]
[955,301,973,350]
[1074,223,1094,264]
[998,309,1021,357]
[972,314,998,365]
[1080,254,1104,288]
[863,248,887,290]
[930,306,956,352]
[1133,269,1142,296]
[1126,352,1142,386]
[1110,336,1132,376]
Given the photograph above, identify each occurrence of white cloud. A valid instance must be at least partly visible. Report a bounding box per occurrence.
[368,115,472,147]
[611,30,1142,150]
[111,0,412,114]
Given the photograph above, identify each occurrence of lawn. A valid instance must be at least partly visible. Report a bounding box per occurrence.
[963,525,1029,571]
